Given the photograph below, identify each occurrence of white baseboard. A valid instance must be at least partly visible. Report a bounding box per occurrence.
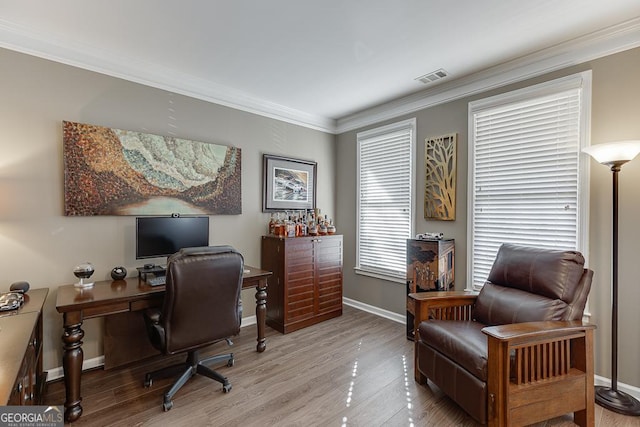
[47,356,105,382]
[342,297,405,324]
[241,314,257,327]
[46,315,258,382]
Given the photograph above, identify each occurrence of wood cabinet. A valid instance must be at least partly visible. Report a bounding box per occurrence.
[0,288,48,405]
[406,239,454,339]
[261,234,343,333]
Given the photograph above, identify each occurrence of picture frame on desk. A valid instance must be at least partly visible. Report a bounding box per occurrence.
[262,154,316,211]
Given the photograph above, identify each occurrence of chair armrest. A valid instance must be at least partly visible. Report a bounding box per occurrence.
[483,320,596,388]
[144,308,162,324]
[409,290,478,324]
[409,291,479,384]
[482,320,595,345]
[143,308,165,351]
[408,290,479,306]
[408,291,479,346]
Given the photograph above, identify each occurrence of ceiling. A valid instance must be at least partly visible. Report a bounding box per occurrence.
[2,1,640,133]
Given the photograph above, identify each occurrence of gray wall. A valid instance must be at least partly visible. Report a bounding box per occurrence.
[0,48,336,371]
[336,47,640,389]
[3,40,640,390]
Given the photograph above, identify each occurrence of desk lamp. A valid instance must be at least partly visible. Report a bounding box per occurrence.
[582,140,640,415]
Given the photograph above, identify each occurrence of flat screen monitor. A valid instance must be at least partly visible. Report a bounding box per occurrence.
[135,216,209,259]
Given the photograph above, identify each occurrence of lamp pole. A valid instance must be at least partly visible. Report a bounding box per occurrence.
[609,161,620,395]
[583,141,640,416]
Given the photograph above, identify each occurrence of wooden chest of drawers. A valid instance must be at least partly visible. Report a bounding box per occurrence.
[261,235,343,333]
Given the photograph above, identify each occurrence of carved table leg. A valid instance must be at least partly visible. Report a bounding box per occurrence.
[255,279,267,352]
[62,313,84,422]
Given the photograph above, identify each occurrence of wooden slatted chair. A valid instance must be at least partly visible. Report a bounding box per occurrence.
[411,243,595,426]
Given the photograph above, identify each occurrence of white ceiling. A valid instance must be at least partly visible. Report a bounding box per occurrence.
[2,1,640,133]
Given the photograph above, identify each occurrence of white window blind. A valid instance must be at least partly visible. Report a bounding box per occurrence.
[357,118,415,281]
[468,72,591,290]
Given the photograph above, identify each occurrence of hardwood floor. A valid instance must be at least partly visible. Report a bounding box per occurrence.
[43,306,639,426]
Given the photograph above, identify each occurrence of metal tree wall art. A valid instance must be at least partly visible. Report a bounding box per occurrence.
[424,133,457,220]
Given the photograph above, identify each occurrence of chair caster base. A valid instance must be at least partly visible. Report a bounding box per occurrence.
[163,399,173,411]
[222,383,232,393]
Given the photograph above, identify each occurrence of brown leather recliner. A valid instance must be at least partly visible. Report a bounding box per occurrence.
[143,245,244,411]
[413,243,596,426]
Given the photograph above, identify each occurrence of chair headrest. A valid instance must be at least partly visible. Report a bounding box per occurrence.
[177,245,240,258]
[487,243,586,302]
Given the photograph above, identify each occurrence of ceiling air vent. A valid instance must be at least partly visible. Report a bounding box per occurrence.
[415,69,448,85]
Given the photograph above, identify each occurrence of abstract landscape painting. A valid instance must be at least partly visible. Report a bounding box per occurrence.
[63,121,241,216]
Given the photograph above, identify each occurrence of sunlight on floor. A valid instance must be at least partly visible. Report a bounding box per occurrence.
[402,354,415,427]
[341,339,362,427]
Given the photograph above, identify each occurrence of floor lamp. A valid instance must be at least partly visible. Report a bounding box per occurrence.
[583,140,640,416]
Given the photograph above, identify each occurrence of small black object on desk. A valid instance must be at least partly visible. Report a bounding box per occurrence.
[111,266,127,281]
[137,265,166,283]
[10,281,30,293]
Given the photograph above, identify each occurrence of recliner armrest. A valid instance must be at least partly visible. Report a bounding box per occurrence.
[482,320,596,425]
[408,290,478,308]
[482,320,595,343]
[409,290,479,323]
[409,291,480,386]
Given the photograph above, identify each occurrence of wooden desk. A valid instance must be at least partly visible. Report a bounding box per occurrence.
[56,266,270,423]
[0,288,48,406]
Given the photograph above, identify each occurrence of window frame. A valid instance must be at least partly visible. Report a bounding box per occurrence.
[466,71,592,291]
[355,118,416,283]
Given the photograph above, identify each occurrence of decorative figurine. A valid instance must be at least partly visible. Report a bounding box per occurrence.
[73,262,95,288]
[111,266,127,281]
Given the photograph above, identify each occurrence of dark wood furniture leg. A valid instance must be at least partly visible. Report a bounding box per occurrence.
[62,312,84,423]
[255,278,267,352]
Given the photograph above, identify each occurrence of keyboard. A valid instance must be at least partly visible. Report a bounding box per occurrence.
[147,275,166,286]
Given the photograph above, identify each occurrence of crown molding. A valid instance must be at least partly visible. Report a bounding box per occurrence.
[2,17,640,136]
[0,19,337,133]
[336,17,640,134]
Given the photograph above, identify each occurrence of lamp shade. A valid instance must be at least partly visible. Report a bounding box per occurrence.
[582,140,640,165]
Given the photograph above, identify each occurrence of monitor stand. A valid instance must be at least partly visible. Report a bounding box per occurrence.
[136,265,166,282]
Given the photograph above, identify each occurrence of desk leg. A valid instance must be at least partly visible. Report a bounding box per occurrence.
[62,312,84,423]
[255,278,267,352]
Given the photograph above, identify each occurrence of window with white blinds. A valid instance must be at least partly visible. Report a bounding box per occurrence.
[467,72,591,290]
[356,118,415,282]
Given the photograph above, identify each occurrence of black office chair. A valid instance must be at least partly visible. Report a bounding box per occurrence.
[142,245,243,411]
